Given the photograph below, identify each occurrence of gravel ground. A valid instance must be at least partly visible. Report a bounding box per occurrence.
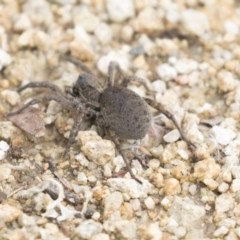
[0,0,240,239]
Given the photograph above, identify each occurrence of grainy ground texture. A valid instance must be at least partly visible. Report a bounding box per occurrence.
[0,0,240,239]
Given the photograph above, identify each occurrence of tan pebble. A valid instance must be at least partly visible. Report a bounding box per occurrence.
[0,164,11,181]
[149,171,164,189]
[120,202,134,219]
[203,179,219,190]
[0,204,21,222]
[90,233,110,240]
[193,157,221,181]
[132,7,164,34]
[1,90,20,106]
[163,178,181,196]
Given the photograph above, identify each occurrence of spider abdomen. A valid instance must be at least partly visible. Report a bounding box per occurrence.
[99,86,152,139]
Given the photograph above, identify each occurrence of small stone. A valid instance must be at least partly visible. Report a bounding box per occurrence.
[1,89,20,106]
[0,204,21,222]
[104,191,123,218]
[94,22,112,45]
[180,9,209,36]
[218,182,229,193]
[8,107,46,138]
[120,25,134,42]
[106,0,135,22]
[132,7,164,34]
[78,131,115,166]
[77,172,88,185]
[114,220,136,239]
[90,233,110,240]
[215,193,234,213]
[170,196,205,227]
[210,125,236,145]
[75,220,103,239]
[144,196,155,210]
[70,26,94,61]
[163,129,180,143]
[107,178,152,198]
[203,178,219,190]
[217,70,237,93]
[13,14,32,31]
[231,179,240,192]
[18,29,49,51]
[193,157,221,181]
[73,6,100,32]
[139,222,162,240]
[156,63,177,81]
[163,178,181,196]
[0,141,10,160]
[0,48,12,70]
[0,164,11,180]
[214,226,229,238]
[174,58,198,74]
[0,121,18,140]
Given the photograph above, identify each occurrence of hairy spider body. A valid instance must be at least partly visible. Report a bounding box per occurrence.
[99,86,151,139]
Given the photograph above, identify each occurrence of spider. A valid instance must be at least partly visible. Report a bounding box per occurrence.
[8,56,195,183]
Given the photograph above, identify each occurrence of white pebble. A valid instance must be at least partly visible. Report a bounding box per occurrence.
[0,164,11,180]
[151,80,166,94]
[210,125,236,146]
[188,184,197,195]
[1,90,20,106]
[144,197,155,210]
[0,141,9,161]
[218,182,229,193]
[73,6,100,32]
[104,191,123,217]
[94,22,112,45]
[0,48,11,70]
[181,9,209,36]
[90,233,110,240]
[156,63,177,81]
[163,129,180,143]
[224,20,239,36]
[174,58,198,75]
[214,226,229,238]
[77,172,87,185]
[106,0,135,22]
[231,179,240,192]
[13,14,32,31]
[75,220,102,239]
[114,220,136,239]
[107,178,152,198]
[203,179,218,190]
[170,196,205,227]
[215,193,234,213]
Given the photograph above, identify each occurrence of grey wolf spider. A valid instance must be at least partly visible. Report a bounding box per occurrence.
[8,56,195,183]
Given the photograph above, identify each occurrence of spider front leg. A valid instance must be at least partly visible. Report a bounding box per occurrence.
[7,94,84,118]
[145,98,196,150]
[18,81,64,94]
[62,111,97,157]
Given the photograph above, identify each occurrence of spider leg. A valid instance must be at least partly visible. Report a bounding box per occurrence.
[61,55,93,74]
[145,98,196,149]
[7,94,86,117]
[62,113,96,157]
[18,82,63,93]
[108,61,125,87]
